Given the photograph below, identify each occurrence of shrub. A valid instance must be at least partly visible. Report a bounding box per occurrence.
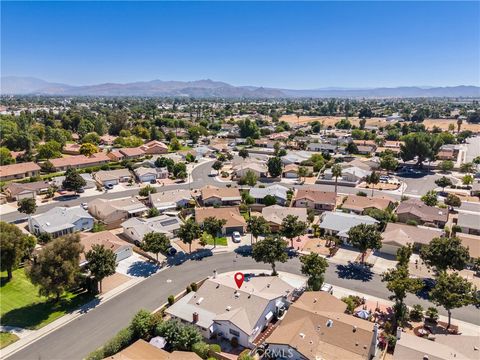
[426,307,439,322]
[209,344,221,353]
[409,304,424,321]
[192,342,210,359]
[341,295,362,314]
[406,220,418,226]
[130,310,154,339]
[356,191,367,197]
[385,334,397,351]
[102,327,135,358]
[168,295,175,305]
[186,285,192,293]
[190,282,198,291]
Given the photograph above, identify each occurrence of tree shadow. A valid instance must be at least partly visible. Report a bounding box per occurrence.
[234,245,253,257]
[335,263,373,282]
[126,261,160,278]
[0,292,94,329]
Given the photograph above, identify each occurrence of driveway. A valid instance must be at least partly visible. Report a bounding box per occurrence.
[332,247,359,264]
[368,252,397,273]
[116,253,160,278]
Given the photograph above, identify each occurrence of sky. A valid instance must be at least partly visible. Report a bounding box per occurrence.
[2,1,479,89]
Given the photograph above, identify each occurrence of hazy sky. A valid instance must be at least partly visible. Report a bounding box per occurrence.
[2,1,479,89]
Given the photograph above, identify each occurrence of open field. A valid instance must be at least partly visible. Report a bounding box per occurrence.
[281,115,480,133]
[0,269,93,329]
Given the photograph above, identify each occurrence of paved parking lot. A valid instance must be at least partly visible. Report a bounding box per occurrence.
[116,253,160,278]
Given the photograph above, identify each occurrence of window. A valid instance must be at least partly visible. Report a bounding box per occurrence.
[229,329,240,337]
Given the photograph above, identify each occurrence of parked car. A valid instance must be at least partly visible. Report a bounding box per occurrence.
[232,231,242,243]
[81,202,88,210]
[105,183,114,190]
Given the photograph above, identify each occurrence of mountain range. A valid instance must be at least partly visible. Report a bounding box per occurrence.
[1,76,479,98]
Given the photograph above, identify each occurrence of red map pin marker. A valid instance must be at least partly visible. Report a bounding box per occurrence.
[234,272,244,289]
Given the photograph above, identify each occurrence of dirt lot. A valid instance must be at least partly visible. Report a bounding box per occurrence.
[281,115,480,133]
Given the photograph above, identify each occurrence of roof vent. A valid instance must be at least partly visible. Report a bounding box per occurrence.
[353,326,357,332]
[226,305,232,311]
[196,297,204,305]
[313,298,317,303]
[267,283,271,288]
[326,319,333,328]
[235,292,240,298]
[299,333,305,339]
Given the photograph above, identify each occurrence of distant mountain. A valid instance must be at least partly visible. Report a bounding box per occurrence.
[1,76,479,98]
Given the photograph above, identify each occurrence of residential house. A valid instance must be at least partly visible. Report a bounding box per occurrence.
[140,140,169,155]
[342,195,395,214]
[436,144,461,161]
[5,180,51,201]
[200,185,241,206]
[166,274,305,349]
[121,214,183,243]
[324,166,371,184]
[254,139,277,148]
[262,205,308,232]
[394,332,479,360]
[269,131,290,141]
[53,173,96,190]
[396,199,448,228]
[319,212,378,241]
[62,143,81,155]
[307,142,338,154]
[149,189,192,211]
[195,207,247,234]
[356,144,377,155]
[457,213,480,236]
[134,167,163,183]
[250,184,289,206]
[99,134,117,145]
[266,291,379,360]
[294,189,337,212]
[281,151,311,165]
[94,168,133,187]
[79,231,132,266]
[28,206,94,238]
[380,223,443,255]
[49,153,110,171]
[108,339,202,360]
[456,233,480,260]
[0,162,41,181]
[282,164,299,178]
[88,197,148,228]
[232,162,268,179]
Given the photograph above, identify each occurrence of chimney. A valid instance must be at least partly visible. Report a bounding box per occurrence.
[192,312,199,323]
[396,326,402,340]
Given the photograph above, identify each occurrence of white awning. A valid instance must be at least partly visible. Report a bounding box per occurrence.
[265,311,274,321]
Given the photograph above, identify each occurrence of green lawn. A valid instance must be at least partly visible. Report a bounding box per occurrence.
[0,332,19,349]
[201,233,228,246]
[0,269,94,330]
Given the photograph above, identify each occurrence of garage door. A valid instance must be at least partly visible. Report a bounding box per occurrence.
[225,226,244,235]
[116,247,133,262]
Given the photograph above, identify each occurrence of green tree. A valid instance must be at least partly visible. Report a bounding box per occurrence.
[202,217,227,248]
[263,194,277,206]
[17,198,37,216]
[27,234,83,301]
[435,176,453,192]
[139,185,157,197]
[430,272,476,329]
[0,147,15,165]
[0,221,36,280]
[331,164,342,195]
[142,232,171,261]
[238,148,249,160]
[238,118,259,139]
[347,224,382,264]
[281,215,307,248]
[462,174,473,186]
[400,132,438,166]
[251,235,288,275]
[86,244,116,293]
[62,168,86,193]
[420,236,470,273]
[380,154,399,173]
[37,140,62,159]
[267,157,283,178]
[421,190,438,206]
[212,160,223,174]
[79,142,98,157]
[247,216,270,244]
[178,218,201,253]
[300,253,329,291]
[439,160,454,173]
[366,171,380,197]
[298,166,308,182]
[155,319,202,351]
[444,193,461,208]
[239,170,258,187]
[130,309,155,339]
[460,162,475,174]
[173,162,187,178]
[170,138,181,151]
[396,244,413,268]
[81,132,101,145]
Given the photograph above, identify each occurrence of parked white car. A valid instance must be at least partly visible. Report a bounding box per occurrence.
[231,231,242,243]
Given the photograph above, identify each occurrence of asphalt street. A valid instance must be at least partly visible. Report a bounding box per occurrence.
[6,252,480,360]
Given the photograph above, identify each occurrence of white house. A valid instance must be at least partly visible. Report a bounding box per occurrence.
[319,211,378,241]
[29,206,94,238]
[249,184,289,206]
[134,167,161,183]
[121,214,183,243]
[149,189,192,211]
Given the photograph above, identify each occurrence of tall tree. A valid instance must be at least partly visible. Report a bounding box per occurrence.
[379,154,399,173]
[281,215,307,248]
[267,157,283,178]
[247,216,270,245]
[62,168,86,193]
[86,244,116,293]
[202,217,227,248]
[366,171,380,197]
[27,234,83,301]
[420,236,470,273]
[79,142,98,157]
[430,272,475,329]
[331,164,342,195]
[238,148,249,160]
[251,235,288,275]
[0,221,36,280]
[347,224,382,264]
[300,253,329,291]
[421,190,438,207]
[298,166,308,182]
[141,232,171,261]
[178,219,201,253]
[17,198,37,216]
[435,176,453,193]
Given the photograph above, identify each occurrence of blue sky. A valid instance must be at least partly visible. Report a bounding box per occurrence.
[2,1,479,88]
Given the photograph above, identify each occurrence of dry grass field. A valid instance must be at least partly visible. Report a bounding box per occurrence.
[280,114,480,133]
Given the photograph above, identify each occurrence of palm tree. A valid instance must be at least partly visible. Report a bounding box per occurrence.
[366,171,380,197]
[331,164,342,195]
[457,118,463,133]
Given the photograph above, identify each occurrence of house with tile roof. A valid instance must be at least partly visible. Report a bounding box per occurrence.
[121,214,183,242]
[293,189,337,212]
[89,197,148,228]
[380,222,443,255]
[396,199,448,228]
[200,185,241,206]
[262,205,308,232]
[195,207,247,235]
[342,194,395,214]
[0,162,41,181]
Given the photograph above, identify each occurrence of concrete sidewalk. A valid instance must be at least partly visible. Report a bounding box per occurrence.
[0,275,144,359]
